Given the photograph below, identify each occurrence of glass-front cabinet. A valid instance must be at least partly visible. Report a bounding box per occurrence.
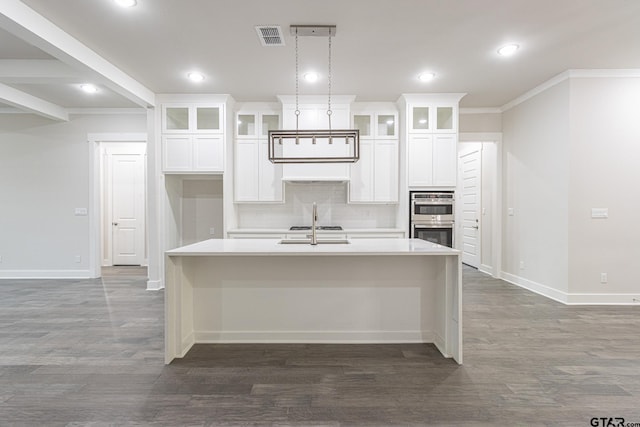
[409,105,456,133]
[234,107,283,203]
[352,112,397,138]
[236,112,280,138]
[163,105,222,133]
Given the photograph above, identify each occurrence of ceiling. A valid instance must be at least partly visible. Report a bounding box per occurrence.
[1,0,639,119]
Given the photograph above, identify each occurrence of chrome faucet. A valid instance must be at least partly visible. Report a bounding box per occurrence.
[310,202,318,245]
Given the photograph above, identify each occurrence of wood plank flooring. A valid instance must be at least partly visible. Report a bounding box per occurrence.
[1,266,639,426]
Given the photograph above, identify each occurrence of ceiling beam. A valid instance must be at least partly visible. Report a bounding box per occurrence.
[0,0,155,108]
[0,59,83,84]
[0,82,68,121]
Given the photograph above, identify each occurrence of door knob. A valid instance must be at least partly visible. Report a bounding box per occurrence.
[472,225,479,229]
[112,222,118,226]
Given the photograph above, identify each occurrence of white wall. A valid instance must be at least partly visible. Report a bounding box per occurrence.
[568,77,640,300]
[0,113,146,278]
[501,80,570,297]
[235,182,398,229]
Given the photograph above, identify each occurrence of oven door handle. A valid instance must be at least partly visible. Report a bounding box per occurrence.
[413,201,452,206]
[413,223,454,229]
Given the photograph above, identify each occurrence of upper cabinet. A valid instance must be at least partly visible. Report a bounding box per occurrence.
[399,94,465,188]
[349,104,399,203]
[162,105,222,134]
[159,98,229,174]
[234,104,283,203]
[409,106,456,133]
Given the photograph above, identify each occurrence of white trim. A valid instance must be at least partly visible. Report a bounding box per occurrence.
[459,132,502,143]
[479,264,494,276]
[500,69,640,112]
[501,272,569,304]
[0,270,91,279]
[194,330,433,343]
[460,107,501,114]
[0,81,68,121]
[69,108,146,115]
[146,279,163,291]
[500,272,640,305]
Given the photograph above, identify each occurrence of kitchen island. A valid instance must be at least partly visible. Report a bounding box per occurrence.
[165,238,462,364]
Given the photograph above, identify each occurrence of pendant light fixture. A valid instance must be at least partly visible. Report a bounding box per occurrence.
[268,25,359,164]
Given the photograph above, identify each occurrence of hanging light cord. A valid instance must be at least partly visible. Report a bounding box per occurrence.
[327,28,333,142]
[294,28,300,143]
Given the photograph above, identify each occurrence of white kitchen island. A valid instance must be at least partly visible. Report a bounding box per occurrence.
[165,238,462,364]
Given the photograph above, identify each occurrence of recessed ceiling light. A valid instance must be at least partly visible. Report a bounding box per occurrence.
[80,84,98,93]
[114,0,137,7]
[303,72,319,83]
[187,72,205,82]
[498,44,519,56]
[418,72,436,82]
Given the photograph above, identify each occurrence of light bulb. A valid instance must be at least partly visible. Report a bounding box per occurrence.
[187,72,205,82]
[80,84,98,93]
[114,0,137,7]
[498,44,519,56]
[418,72,436,82]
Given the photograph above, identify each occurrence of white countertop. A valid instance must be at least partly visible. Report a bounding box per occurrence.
[166,238,460,257]
[226,228,405,234]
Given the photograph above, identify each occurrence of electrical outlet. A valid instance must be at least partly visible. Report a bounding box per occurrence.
[0,255,3,263]
[209,227,215,235]
[508,208,515,216]
[600,273,608,284]
[519,260,525,270]
[75,255,81,263]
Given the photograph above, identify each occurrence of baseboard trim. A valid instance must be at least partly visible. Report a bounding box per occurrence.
[500,272,640,305]
[193,330,433,343]
[146,279,163,291]
[0,270,91,279]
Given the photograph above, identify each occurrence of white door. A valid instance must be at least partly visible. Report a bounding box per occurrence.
[458,146,481,267]
[107,145,146,265]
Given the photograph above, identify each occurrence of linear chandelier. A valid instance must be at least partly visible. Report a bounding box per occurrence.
[268,25,360,164]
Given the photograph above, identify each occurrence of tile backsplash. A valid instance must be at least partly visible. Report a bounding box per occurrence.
[236,182,398,229]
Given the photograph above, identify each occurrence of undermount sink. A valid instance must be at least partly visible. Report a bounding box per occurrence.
[279,239,350,245]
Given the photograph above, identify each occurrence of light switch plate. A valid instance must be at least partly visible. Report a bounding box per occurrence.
[74,208,88,216]
[508,208,514,216]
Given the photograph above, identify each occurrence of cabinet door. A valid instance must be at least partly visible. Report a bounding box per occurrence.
[435,107,455,133]
[237,113,257,137]
[432,134,457,186]
[258,140,283,202]
[162,135,192,171]
[234,139,259,201]
[163,106,190,133]
[375,114,397,138]
[410,106,431,132]
[193,135,224,172]
[374,139,398,202]
[348,139,374,202]
[408,134,433,186]
[194,106,221,132]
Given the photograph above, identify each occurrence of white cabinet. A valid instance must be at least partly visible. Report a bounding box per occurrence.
[162,105,222,133]
[400,94,465,188]
[161,103,226,173]
[407,134,457,186]
[349,108,399,203]
[162,134,224,173]
[234,109,283,202]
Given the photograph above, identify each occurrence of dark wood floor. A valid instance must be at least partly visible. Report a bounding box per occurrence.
[1,266,639,426]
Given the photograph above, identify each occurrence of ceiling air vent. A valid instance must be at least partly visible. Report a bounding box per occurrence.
[255,25,285,47]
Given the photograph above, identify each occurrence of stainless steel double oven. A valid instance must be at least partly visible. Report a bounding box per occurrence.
[410,191,454,247]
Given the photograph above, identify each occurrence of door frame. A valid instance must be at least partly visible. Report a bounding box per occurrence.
[458,133,503,278]
[88,133,147,278]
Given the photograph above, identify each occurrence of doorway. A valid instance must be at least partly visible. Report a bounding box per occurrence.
[88,133,148,278]
[101,142,147,266]
[457,137,501,277]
